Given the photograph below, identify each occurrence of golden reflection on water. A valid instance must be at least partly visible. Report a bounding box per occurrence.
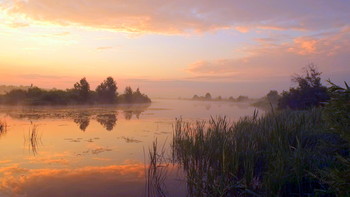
[0,99,256,196]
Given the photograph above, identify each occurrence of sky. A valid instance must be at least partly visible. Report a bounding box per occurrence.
[0,0,349,98]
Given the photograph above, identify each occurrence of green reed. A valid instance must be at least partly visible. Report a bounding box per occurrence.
[172,109,342,196]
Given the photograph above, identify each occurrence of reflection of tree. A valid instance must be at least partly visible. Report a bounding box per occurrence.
[123,110,142,120]
[96,114,117,131]
[205,104,211,111]
[74,114,90,131]
[124,111,132,120]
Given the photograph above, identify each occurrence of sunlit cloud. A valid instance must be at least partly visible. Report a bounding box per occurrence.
[1,0,349,34]
[187,28,350,80]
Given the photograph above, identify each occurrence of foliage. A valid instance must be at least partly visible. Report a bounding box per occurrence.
[279,64,329,110]
[319,81,350,196]
[173,109,343,196]
[96,77,118,103]
[73,77,91,103]
[118,87,151,103]
[0,77,151,105]
[252,90,281,110]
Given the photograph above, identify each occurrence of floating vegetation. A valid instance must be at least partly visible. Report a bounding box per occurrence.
[120,136,142,143]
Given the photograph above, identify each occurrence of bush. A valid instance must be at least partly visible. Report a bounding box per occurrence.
[279,64,329,110]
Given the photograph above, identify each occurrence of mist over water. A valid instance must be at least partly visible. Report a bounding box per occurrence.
[0,99,256,196]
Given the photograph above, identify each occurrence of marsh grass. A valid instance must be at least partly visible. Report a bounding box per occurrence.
[24,124,42,155]
[146,139,169,197]
[172,109,343,196]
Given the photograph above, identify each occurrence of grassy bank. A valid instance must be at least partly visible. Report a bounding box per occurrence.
[172,109,348,196]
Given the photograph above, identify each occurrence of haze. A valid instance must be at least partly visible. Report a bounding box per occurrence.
[0,0,349,98]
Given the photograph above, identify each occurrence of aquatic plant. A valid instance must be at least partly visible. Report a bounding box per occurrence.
[146,139,169,197]
[25,124,41,155]
[172,109,342,196]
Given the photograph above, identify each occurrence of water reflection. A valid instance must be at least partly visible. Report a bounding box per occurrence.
[96,114,117,131]
[123,110,142,120]
[0,164,145,197]
[73,113,90,131]
[24,124,42,155]
[0,120,7,138]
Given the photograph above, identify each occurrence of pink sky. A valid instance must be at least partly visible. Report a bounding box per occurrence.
[0,0,349,98]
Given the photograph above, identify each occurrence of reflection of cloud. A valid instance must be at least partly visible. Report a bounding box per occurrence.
[0,164,145,197]
[3,0,350,34]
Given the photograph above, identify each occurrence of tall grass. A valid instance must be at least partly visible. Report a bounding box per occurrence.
[25,124,41,155]
[173,109,343,196]
[146,139,169,197]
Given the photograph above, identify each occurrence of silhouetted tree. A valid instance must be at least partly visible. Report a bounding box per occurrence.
[192,95,199,100]
[279,64,329,109]
[237,95,249,102]
[73,77,90,103]
[124,86,133,103]
[205,93,212,100]
[266,90,280,103]
[96,77,118,103]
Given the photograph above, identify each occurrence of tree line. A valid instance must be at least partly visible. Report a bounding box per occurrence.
[0,77,151,105]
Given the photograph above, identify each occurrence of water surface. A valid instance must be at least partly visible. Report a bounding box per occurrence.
[0,99,257,197]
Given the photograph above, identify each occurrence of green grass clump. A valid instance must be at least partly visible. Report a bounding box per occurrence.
[173,109,344,196]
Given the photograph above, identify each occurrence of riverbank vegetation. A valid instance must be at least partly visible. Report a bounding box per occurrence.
[0,77,151,105]
[192,93,251,103]
[172,81,349,196]
[148,65,349,196]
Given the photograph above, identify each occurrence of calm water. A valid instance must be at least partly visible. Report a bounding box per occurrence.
[0,99,257,197]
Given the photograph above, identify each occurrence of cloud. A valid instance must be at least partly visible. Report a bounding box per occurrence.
[2,0,350,34]
[187,28,350,80]
[96,46,113,51]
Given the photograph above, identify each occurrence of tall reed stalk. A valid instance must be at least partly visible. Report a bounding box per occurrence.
[173,109,340,196]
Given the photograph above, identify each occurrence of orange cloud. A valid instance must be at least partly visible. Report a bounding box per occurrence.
[288,38,318,55]
[186,29,350,80]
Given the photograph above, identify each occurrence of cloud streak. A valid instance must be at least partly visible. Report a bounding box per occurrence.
[187,27,350,80]
[2,0,350,34]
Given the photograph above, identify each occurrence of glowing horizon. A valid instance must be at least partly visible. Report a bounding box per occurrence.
[0,0,349,98]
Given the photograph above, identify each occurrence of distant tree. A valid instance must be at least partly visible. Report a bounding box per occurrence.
[237,95,249,102]
[73,77,90,102]
[228,96,235,102]
[192,95,199,100]
[124,86,133,102]
[266,90,280,104]
[217,96,222,100]
[96,77,118,103]
[279,64,329,109]
[205,93,212,100]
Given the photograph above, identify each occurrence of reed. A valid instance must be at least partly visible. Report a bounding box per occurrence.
[172,109,342,196]
[25,124,41,155]
[146,139,169,197]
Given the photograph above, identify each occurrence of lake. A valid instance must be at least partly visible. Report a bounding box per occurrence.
[0,99,258,197]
